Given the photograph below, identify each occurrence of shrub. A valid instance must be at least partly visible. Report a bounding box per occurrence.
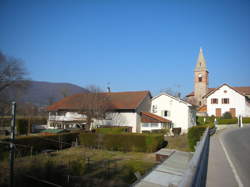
[243,117,250,123]
[79,133,164,152]
[5,132,80,157]
[218,118,237,124]
[196,116,215,125]
[222,112,232,119]
[187,126,207,151]
[16,119,29,135]
[95,127,129,134]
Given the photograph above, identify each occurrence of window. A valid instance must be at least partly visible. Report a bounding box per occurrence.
[198,74,202,82]
[163,110,170,117]
[142,123,150,127]
[151,123,159,127]
[152,105,157,113]
[222,98,229,104]
[211,98,218,104]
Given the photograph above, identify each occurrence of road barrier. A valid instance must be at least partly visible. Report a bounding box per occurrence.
[179,127,210,187]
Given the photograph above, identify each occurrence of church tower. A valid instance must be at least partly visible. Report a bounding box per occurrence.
[194,48,209,106]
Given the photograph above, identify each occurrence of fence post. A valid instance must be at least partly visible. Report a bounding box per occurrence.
[9,101,16,187]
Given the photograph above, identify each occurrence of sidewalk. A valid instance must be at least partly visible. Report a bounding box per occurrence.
[206,131,238,187]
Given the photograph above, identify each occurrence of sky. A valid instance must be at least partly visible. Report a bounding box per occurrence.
[0,0,250,96]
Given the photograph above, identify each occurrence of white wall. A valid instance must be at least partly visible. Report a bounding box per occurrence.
[207,85,248,117]
[151,94,195,133]
[94,112,138,132]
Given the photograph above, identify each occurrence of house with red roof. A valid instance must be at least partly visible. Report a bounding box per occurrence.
[46,90,171,133]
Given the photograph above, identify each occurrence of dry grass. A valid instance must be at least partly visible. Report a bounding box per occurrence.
[165,134,191,152]
[0,146,157,187]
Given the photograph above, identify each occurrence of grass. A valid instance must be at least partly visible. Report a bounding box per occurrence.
[0,146,157,187]
[165,134,191,152]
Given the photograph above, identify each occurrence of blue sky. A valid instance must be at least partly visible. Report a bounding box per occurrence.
[0,0,250,96]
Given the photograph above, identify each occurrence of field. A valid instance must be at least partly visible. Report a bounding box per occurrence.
[0,146,157,187]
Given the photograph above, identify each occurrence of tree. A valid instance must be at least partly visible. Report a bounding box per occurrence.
[0,51,28,93]
[79,85,111,131]
[0,51,29,115]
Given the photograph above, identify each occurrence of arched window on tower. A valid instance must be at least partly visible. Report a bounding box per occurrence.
[198,74,202,82]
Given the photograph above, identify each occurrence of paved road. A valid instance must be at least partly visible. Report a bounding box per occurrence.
[221,126,250,187]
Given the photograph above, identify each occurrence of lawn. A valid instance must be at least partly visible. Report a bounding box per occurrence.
[0,146,157,187]
[165,134,191,152]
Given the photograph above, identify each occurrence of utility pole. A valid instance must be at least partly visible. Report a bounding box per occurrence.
[9,102,16,187]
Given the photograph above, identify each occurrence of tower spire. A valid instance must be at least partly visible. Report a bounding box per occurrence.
[195,47,207,72]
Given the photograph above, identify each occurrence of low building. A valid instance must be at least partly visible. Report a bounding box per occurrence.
[140,112,171,132]
[47,91,158,133]
[151,93,196,133]
[204,84,250,117]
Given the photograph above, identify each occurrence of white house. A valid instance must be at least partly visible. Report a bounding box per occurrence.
[47,91,159,133]
[151,93,196,133]
[204,84,250,117]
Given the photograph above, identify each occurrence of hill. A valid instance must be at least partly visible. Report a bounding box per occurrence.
[18,81,87,106]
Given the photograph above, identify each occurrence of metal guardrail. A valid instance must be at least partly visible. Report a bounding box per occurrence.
[179,127,211,187]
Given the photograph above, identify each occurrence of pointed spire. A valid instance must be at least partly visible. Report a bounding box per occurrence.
[195,47,207,71]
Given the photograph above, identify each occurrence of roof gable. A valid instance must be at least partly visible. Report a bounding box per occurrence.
[152,93,192,106]
[203,84,249,98]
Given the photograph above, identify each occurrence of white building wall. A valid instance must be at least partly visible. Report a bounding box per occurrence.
[151,94,195,133]
[207,85,247,117]
[245,101,250,117]
[94,112,138,132]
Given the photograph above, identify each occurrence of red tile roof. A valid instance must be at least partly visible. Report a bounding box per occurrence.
[47,91,151,111]
[203,84,250,98]
[141,112,171,123]
[186,86,250,98]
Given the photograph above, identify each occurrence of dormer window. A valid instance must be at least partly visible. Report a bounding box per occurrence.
[198,74,202,82]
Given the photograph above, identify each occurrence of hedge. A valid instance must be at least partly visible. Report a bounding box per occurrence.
[218,118,238,124]
[187,125,208,151]
[243,117,250,123]
[95,127,130,134]
[196,116,242,125]
[79,133,165,152]
[2,132,80,157]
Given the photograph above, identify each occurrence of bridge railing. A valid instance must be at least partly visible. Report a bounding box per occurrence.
[179,127,210,187]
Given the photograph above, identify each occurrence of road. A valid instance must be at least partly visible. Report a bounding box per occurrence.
[221,126,250,187]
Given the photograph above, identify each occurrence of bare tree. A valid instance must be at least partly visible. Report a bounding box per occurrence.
[0,51,29,115]
[79,85,111,131]
[0,51,28,93]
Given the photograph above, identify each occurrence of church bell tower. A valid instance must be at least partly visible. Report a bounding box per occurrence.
[194,48,208,106]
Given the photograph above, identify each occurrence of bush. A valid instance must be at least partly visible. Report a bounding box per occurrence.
[218,118,237,124]
[16,119,29,135]
[95,127,130,134]
[222,112,232,119]
[79,133,164,152]
[243,117,250,123]
[187,126,207,151]
[4,132,80,157]
[196,116,215,125]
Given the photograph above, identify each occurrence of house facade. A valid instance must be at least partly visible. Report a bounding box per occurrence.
[204,84,250,117]
[151,93,196,133]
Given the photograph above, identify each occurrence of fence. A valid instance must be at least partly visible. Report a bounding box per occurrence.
[179,127,210,187]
